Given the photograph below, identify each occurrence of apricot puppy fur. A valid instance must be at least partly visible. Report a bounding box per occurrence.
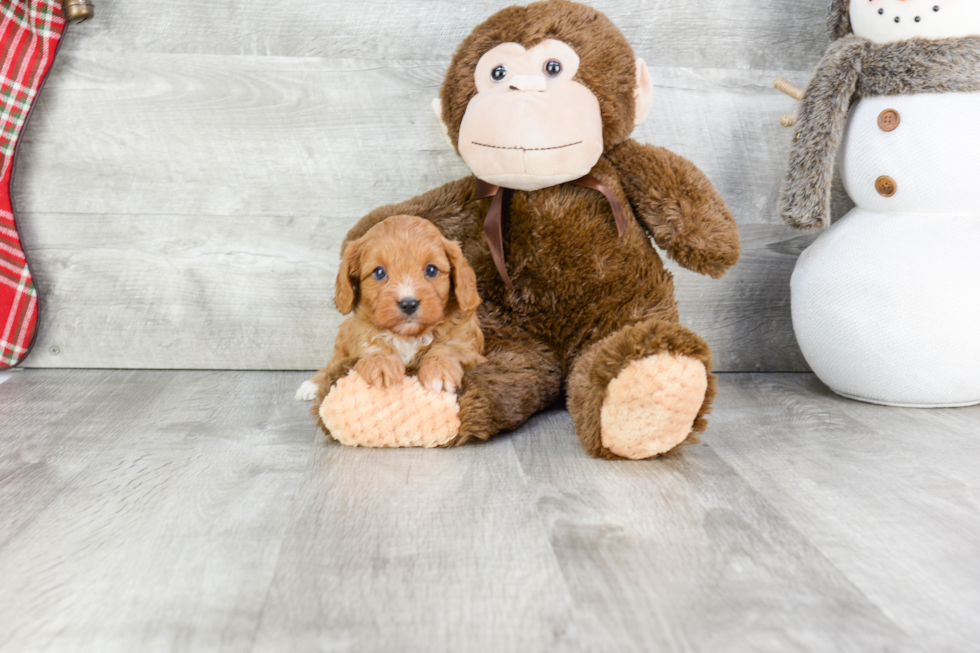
[300,215,485,405]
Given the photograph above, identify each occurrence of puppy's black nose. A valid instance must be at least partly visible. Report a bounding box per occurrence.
[398,298,420,315]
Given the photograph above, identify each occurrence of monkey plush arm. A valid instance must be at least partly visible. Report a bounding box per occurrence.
[342,177,479,249]
[606,139,740,279]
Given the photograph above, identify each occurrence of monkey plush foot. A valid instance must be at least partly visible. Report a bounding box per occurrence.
[600,353,707,460]
[319,371,461,448]
[567,319,716,460]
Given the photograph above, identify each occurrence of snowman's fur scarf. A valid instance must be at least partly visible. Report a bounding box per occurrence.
[780,35,865,230]
[828,0,851,41]
[779,34,980,229]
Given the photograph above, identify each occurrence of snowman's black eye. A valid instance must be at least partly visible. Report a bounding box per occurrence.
[934,5,940,11]
[544,60,562,77]
[878,8,884,14]
[491,65,507,82]
[915,16,921,22]
[895,16,901,22]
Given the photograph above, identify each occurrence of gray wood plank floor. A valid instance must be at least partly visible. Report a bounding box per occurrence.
[2,371,978,652]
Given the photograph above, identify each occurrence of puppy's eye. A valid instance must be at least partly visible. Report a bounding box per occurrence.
[491,65,507,82]
[372,267,387,281]
[425,264,439,279]
[544,60,562,77]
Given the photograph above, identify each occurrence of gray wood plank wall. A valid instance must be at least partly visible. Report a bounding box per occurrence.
[15,0,852,370]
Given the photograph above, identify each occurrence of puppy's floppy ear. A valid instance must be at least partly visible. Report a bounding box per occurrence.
[443,237,481,312]
[335,238,362,315]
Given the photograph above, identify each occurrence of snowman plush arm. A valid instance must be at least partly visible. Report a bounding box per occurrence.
[606,138,740,279]
[779,35,867,229]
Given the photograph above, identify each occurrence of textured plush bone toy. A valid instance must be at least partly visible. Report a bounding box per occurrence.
[310,0,741,458]
[778,0,980,407]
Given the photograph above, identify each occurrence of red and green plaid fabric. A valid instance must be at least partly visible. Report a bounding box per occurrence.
[0,0,64,369]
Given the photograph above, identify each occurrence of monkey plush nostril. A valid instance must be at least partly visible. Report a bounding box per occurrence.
[508,74,547,92]
[398,298,420,316]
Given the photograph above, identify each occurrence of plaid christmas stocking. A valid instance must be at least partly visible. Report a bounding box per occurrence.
[0,1,65,369]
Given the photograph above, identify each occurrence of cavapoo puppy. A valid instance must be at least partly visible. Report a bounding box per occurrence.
[296,214,485,403]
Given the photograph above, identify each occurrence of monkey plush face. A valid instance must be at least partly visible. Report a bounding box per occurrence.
[455,40,603,191]
[436,0,654,192]
[847,0,980,43]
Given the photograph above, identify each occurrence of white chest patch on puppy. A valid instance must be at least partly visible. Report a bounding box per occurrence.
[371,332,434,366]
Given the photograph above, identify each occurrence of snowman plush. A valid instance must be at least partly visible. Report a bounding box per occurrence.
[779,0,980,407]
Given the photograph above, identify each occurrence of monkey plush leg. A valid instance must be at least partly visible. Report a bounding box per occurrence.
[567,320,716,460]
[450,336,562,446]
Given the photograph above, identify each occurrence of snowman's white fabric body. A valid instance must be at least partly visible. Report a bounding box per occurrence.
[788,1,980,407]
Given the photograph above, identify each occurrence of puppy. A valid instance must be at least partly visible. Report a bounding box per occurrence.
[296,214,485,402]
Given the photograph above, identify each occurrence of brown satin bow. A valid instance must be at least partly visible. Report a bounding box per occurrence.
[476,175,627,290]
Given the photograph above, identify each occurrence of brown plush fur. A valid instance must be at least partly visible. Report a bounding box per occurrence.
[607,140,740,278]
[780,31,980,229]
[566,320,716,460]
[328,1,740,458]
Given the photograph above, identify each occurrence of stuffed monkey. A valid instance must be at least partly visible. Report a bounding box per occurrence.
[314,0,741,459]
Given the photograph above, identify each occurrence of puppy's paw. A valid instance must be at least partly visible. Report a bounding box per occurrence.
[354,355,407,388]
[295,379,320,402]
[418,356,463,393]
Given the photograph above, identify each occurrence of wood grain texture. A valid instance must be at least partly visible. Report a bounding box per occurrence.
[510,410,918,653]
[19,219,815,370]
[58,0,831,70]
[710,375,980,651]
[251,436,573,653]
[5,370,978,651]
[0,370,313,652]
[17,54,830,223]
[11,1,852,370]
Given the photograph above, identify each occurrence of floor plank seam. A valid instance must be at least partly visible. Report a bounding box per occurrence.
[704,442,922,646]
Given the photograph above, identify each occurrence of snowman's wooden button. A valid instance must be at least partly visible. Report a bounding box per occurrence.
[878,109,900,132]
[875,175,897,197]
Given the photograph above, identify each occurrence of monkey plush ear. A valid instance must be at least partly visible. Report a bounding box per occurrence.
[633,58,654,126]
[443,237,481,313]
[431,98,455,148]
[334,239,362,315]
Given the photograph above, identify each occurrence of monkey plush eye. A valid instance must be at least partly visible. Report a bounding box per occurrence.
[425,264,439,278]
[491,65,507,82]
[372,267,387,281]
[544,60,562,77]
